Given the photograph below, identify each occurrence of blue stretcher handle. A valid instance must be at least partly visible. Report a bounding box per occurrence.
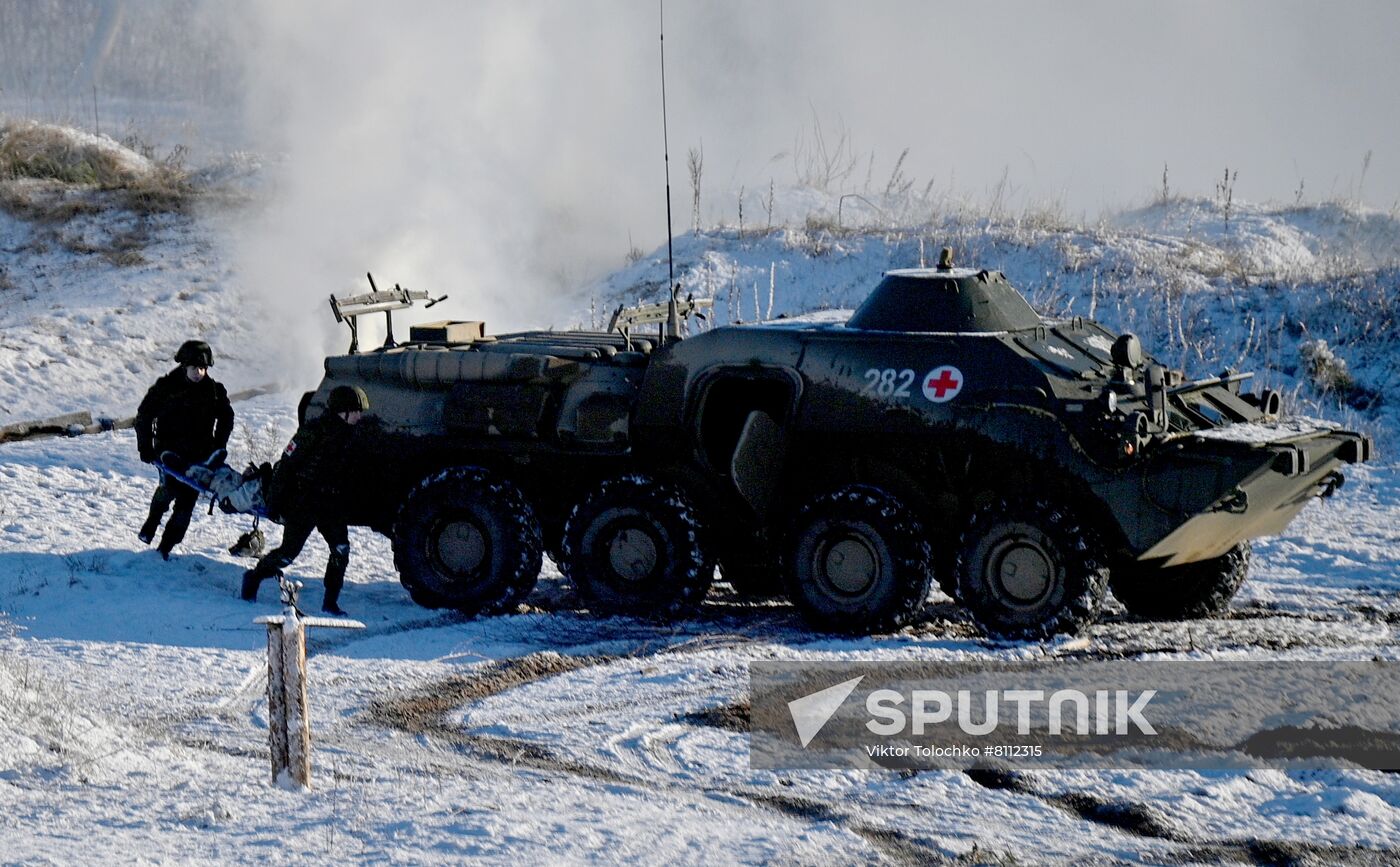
[153,459,272,520]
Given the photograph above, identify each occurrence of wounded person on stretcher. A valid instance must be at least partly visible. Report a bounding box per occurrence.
[158,449,271,518]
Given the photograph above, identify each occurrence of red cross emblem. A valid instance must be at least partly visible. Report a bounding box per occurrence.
[921,365,964,403]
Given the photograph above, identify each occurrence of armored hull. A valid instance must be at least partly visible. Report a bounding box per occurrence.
[308,262,1371,638]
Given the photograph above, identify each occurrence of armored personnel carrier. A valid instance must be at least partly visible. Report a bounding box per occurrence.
[307,259,1372,639]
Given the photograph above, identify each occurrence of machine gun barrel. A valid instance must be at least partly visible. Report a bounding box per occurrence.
[1167,371,1253,397]
[330,288,435,322]
[608,295,713,331]
[328,273,447,353]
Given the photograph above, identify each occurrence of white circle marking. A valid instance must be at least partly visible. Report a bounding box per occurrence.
[922,365,964,403]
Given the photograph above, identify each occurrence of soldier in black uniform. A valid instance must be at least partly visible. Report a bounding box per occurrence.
[240,385,369,615]
[135,340,235,559]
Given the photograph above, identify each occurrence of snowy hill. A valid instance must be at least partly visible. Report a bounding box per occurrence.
[0,123,274,422]
[2,124,1399,863]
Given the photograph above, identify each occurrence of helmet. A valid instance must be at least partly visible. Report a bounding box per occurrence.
[173,340,214,367]
[327,385,370,413]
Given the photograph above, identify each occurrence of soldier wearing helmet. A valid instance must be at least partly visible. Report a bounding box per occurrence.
[241,384,371,615]
[135,340,235,558]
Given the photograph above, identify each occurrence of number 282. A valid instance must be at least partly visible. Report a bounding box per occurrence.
[861,368,914,397]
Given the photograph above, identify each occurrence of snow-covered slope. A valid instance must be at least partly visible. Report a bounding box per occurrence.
[2,138,1398,863]
[0,125,275,422]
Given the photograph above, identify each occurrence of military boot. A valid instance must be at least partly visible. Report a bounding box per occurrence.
[321,545,349,615]
[138,506,164,545]
[321,590,347,617]
[240,568,276,602]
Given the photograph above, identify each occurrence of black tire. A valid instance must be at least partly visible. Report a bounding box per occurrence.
[956,497,1108,640]
[393,467,543,615]
[1110,542,1251,620]
[560,475,713,617]
[785,485,933,634]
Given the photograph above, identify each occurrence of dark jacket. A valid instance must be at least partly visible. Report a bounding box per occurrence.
[135,368,234,462]
[265,412,358,522]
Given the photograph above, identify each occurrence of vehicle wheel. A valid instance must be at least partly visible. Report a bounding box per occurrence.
[560,475,713,617]
[785,485,933,633]
[956,497,1108,640]
[1110,542,1251,620]
[393,467,543,614]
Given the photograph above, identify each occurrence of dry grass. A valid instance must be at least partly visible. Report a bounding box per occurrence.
[0,183,105,224]
[0,120,195,220]
[0,120,146,185]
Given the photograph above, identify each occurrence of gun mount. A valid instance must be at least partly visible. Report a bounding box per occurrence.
[607,285,713,348]
[329,273,448,354]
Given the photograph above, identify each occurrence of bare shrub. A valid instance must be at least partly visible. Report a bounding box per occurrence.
[762,179,775,233]
[1216,167,1237,228]
[736,185,744,238]
[236,417,290,468]
[1299,339,1356,396]
[687,145,703,232]
[792,109,858,193]
[884,148,913,198]
[1357,149,1372,203]
[624,231,644,265]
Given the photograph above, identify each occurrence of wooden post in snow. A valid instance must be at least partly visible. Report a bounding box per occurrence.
[255,576,363,789]
[265,620,289,782]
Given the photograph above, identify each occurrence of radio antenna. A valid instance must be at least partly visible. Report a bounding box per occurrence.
[659,0,680,338]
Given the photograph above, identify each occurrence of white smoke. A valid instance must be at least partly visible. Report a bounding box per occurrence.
[4,1,1398,377]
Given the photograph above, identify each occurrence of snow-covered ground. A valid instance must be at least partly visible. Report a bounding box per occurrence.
[2,396,1397,864]
[2,129,1399,864]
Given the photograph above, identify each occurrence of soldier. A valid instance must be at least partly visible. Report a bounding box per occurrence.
[240,385,369,615]
[135,340,235,559]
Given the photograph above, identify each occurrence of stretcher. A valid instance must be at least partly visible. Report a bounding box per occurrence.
[153,449,273,555]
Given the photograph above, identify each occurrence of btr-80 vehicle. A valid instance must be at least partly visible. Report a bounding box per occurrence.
[308,257,1371,639]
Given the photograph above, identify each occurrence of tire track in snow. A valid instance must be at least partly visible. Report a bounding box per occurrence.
[365,652,955,865]
[963,767,1396,866]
